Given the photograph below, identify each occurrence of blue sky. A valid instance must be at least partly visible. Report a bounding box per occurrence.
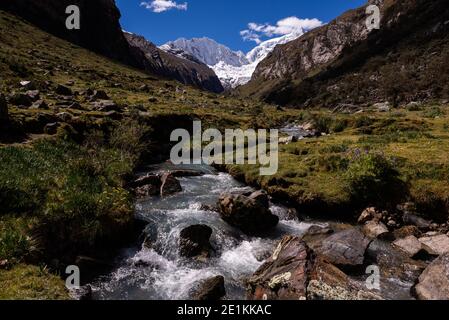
[116,0,367,52]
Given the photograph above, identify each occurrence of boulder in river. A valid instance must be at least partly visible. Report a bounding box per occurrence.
[160,172,182,197]
[191,276,226,301]
[218,191,278,235]
[318,229,370,269]
[247,236,379,300]
[179,224,213,259]
[132,174,161,198]
[415,253,449,300]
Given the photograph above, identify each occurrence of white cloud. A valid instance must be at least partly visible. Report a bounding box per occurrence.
[140,0,188,13]
[241,16,323,43]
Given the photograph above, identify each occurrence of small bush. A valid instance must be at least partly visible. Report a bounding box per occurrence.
[345,151,407,205]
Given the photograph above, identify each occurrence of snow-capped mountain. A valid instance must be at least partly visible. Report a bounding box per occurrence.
[160,33,302,89]
[160,37,248,67]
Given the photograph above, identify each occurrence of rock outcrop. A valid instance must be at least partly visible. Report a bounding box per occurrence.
[240,0,449,106]
[179,225,213,259]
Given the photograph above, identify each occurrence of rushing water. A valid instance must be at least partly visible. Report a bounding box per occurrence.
[91,164,326,300]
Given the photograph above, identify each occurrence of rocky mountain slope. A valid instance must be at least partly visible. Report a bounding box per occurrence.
[161,34,305,90]
[240,0,449,107]
[125,33,223,93]
[0,0,223,93]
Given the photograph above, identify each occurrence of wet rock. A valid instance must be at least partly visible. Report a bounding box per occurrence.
[0,94,8,120]
[362,220,389,239]
[30,99,48,110]
[44,122,60,135]
[307,225,333,236]
[192,276,226,301]
[9,92,32,107]
[218,192,278,235]
[403,213,431,230]
[70,285,92,301]
[248,190,270,208]
[358,207,383,224]
[415,253,449,300]
[393,236,423,258]
[91,90,109,100]
[393,226,421,239]
[55,84,73,96]
[179,225,213,259]
[160,172,182,197]
[247,236,374,300]
[419,234,449,256]
[132,174,161,198]
[318,229,370,268]
[366,239,427,283]
[200,204,219,212]
[247,236,313,300]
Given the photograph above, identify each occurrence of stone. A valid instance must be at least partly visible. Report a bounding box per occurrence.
[142,223,158,249]
[91,90,109,100]
[30,100,48,110]
[358,207,383,224]
[25,90,40,102]
[393,225,421,239]
[19,80,35,90]
[419,234,449,256]
[0,94,8,120]
[9,92,32,107]
[279,136,298,144]
[132,174,161,198]
[44,122,60,135]
[393,236,423,258]
[218,193,278,235]
[56,112,73,122]
[403,213,431,230]
[160,172,182,197]
[373,102,391,112]
[247,236,313,300]
[71,285,92,301]
[319,229,370,268]
[415,254,449,300]
[179,225,213,258]
[55,84,73,96]
[362,220,389,239]
[248,190,270,208]
[192,276,226,301]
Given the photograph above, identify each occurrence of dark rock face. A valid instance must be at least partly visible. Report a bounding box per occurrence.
[132,174,161,198]
[160,172,182,197]
[415,253,449,300]
[218,191,279,235]
[192,276,226,301]
[0,0,142,68]
[124,32,224,93]
[318,229,370,268]
[179,225,213,259]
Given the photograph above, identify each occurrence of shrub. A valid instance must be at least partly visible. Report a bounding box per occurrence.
[345,151,407,206]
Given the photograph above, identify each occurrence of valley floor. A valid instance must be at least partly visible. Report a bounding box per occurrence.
[1,10,449,299]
